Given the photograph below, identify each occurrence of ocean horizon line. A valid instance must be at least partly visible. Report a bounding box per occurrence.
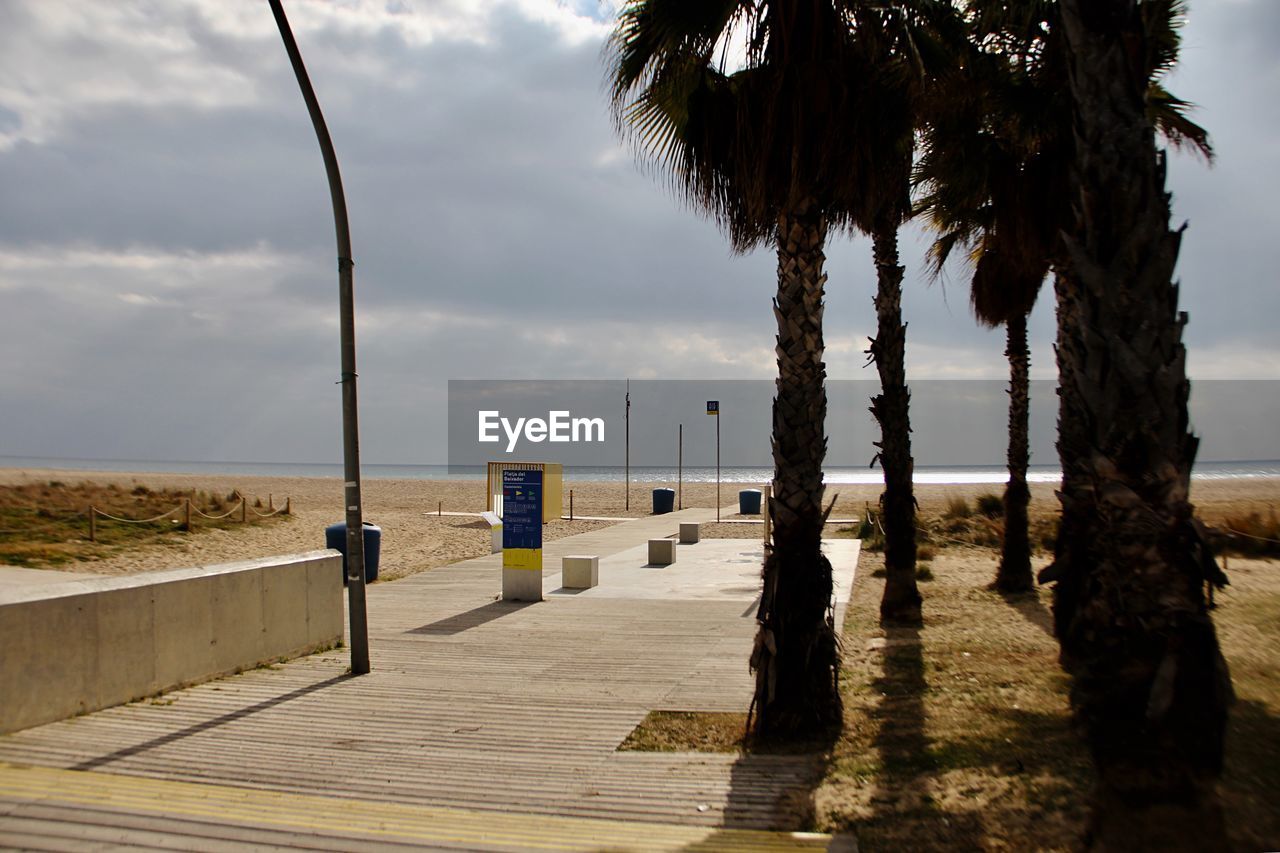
[2,455,1278,485]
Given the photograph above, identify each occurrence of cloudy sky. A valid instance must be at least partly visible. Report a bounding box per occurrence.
[1,0,1276,466]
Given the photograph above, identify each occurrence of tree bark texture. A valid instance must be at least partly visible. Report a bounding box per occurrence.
[869,222,921,623]
[750,200,842,738]
[1053,1,1233,848]
[996,312,1034,592]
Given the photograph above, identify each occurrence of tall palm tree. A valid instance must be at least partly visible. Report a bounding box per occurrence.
[917,0,1212,595]
[915,15,1065,592]
[850,5,928,625]
[1052,0,1233,846]
[607,0,885,736]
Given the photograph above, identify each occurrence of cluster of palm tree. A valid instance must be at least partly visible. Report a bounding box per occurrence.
[605,0,1232,847]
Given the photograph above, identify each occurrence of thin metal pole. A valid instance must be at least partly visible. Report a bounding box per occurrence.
[269,0,369,675]
[678,423,682,511]
[716,409,721,523]
[625,380,630,512]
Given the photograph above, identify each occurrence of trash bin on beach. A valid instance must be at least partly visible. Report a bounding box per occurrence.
[738,489,762,515]
[324,521,381,584]
[652,488,675,515]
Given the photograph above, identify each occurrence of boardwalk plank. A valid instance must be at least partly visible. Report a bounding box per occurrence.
[0,524,857,848]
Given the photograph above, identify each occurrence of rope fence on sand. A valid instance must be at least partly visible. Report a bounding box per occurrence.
[72,492,291,542]
[1220,525,1280,546]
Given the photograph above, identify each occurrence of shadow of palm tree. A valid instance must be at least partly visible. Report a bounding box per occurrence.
[996,588,1055,638]
[1222,698,1280,850]
[718,718,841,834]
[871,623,928,782]
[861,622,990,848]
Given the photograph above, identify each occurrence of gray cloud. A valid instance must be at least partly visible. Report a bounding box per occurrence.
[0,0,1275,466]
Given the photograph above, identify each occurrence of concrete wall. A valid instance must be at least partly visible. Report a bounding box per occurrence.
[0,550,343,735]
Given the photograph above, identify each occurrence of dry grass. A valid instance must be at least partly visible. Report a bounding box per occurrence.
[815,546,1280,851]
[620,710,840,757]
[1213,510,1280,558]
[818,549,1089,850]
[619,711,748,753]
[0,480,289,568]
[618,509,1280,850]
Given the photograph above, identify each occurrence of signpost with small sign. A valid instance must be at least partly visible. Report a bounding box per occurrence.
[707,400,720,521]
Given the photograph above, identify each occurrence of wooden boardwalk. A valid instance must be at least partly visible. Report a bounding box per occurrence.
[0,508,860,850]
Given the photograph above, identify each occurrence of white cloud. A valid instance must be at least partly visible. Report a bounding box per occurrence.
[0,0,609,149]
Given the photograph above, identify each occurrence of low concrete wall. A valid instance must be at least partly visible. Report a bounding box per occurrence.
[0,550,343,735]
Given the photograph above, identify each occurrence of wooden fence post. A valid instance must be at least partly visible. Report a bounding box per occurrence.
[184,499,192,532]
[285,497,291,515]
[89,507,96,542]
[241,498,247,523]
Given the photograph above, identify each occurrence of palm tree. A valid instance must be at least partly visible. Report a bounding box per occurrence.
[1052,0,1233,846]
[607,0,881,736]
[851,6,927,625]
[915,15,1065,592]
[917,0,1212,596]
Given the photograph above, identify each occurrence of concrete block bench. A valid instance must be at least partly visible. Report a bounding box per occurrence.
[562,555,599,589]
[482,511,502,553]
[648,538,676,566]
[679,522,700,544]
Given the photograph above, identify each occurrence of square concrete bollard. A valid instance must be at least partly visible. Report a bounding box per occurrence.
[679,522,700,544]
[648,538,676,566]
[482,511,502,554]
[562,555,599,589]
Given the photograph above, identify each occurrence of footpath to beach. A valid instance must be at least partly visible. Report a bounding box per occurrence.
[0,506,860,851]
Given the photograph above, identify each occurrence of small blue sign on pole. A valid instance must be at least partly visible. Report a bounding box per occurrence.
[502,469,542,570]
[706,400,719,415]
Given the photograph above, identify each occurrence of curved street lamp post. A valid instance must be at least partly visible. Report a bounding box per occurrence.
[268,0,370,675]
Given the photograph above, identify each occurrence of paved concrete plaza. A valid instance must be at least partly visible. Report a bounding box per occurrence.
[0,508,859,850]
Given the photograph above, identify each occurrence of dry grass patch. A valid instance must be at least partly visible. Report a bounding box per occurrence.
[816,543,1280,851]
[0,480,289,568]
[816,548,1090,851]
[620,710,839,756]
[619,711,747,753]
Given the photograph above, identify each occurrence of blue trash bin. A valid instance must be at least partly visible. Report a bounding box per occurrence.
[324,521,381,584]
[738,489,763,515]
[652,488,675,515]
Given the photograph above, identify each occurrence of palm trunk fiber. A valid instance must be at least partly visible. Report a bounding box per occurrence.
[1052,1,1234,848]
[869,222,920,624]
[996,313,1033,592]
[749,202,841,738]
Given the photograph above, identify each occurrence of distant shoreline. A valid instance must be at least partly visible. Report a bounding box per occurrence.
[1,456,1278,485]
[2,466,1275,580]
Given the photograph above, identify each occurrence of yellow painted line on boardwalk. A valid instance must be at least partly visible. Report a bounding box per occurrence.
[0,762,836,851]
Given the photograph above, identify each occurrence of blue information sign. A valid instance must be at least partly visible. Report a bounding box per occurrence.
[501,470,542,565]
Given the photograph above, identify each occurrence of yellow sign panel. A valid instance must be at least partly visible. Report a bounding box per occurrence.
[503,548,542,571]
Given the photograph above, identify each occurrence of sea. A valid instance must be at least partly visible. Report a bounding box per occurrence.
[3,457,1278,485]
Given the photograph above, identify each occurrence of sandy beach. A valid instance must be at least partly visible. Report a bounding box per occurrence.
[2,466,1275,581]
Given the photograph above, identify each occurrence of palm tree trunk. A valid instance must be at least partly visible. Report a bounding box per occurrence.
[749,200,841,738]
[869,220,920,623]
[995,312,1033,592]
[1053,2,1233,847]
